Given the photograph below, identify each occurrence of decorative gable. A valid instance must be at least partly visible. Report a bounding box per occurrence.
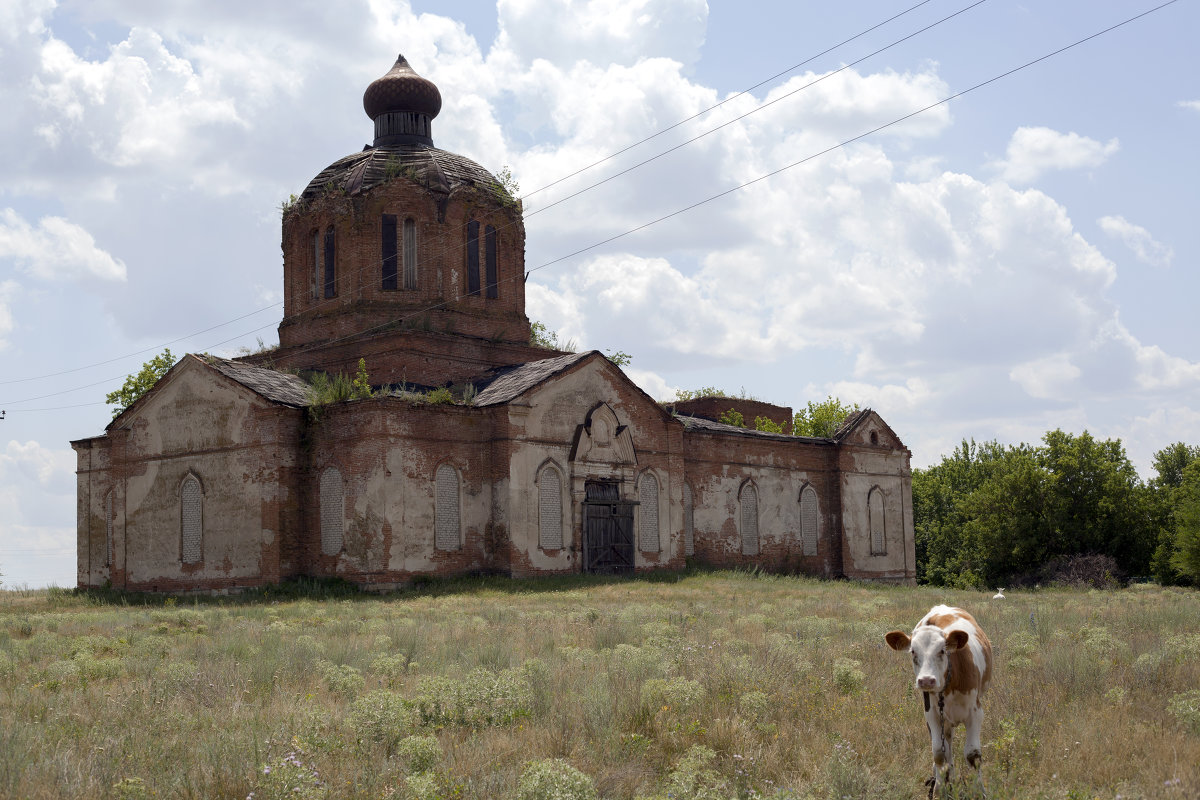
[570,402,636,466]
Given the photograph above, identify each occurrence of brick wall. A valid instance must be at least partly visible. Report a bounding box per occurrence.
[669,397,793,434]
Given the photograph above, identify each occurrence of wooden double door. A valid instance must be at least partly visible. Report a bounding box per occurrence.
[581,480,635,574]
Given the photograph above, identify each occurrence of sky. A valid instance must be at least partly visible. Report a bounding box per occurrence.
[1,0,1197,588]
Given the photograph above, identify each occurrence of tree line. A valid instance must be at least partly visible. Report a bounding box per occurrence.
[913,433,1200,588]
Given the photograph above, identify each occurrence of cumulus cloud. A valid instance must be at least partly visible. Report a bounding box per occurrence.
[1177,100,1200,112]
[495,0,708,69]
[0,280,16,349]
[0,208,126,281]
[1098,215,1174,267]
[994,126,1119,184]
[1009,354,1082,400]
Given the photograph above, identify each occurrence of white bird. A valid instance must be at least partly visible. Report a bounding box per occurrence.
[992,588,1005,599]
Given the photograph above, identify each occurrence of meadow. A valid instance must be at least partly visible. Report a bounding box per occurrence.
[1,570,1198,800]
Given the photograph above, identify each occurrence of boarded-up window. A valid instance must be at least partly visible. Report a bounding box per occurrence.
[323,227,336,298]
[800,484,819,557]
[682,483,694,557]
[538,464,563,550]
[639,472,659,552]
[320,467,344,556]
[381,214,398,289]
[466,220,480,296]
[104,489,113,567]
[869,487,886,555]
[740,483,759,556]
[485,224,498,298]
[312,230,321,301]
[403,218,417,290]
[181,475,202,564]
[435,465,460,551]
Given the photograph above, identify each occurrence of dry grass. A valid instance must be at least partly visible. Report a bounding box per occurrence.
[1,572,1197,799]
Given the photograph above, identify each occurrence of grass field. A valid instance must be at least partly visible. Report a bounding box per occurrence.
[1,570,1198,800]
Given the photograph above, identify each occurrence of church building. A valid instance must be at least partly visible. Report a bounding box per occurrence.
[71,55,916,592]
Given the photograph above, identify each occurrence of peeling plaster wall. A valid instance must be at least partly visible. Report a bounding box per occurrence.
[684,432,843,576]
[503,358,685,576]
[72,362,301,592]
[303,398,499,585]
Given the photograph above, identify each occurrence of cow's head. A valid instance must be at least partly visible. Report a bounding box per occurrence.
[885,625,969,693]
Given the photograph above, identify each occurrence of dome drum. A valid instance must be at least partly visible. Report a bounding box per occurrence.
[374,111,434,146]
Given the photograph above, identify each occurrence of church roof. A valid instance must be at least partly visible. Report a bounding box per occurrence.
[676,414,831,443]
[471,351,594,407]
[299,143,499,202]
[204,357,310,407]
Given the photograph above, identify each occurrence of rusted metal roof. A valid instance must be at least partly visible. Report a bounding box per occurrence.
[300,143,499,203]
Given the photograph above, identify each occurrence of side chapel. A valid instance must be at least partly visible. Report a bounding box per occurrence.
[71,54,916,592]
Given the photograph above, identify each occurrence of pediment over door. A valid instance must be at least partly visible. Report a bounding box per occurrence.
[570,403,636,467]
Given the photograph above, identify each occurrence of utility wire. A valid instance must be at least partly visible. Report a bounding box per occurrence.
[0,1,1176,409]
[0,0,940,389]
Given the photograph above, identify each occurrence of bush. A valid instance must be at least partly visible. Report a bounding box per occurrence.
[412,668,533,728]
[1167,689,1200,734]
[832,659,865,694]
[515,759,598,800]
[317,660,365,698]
[396,735,441,773]
[348,690,414,751]
[640,676,705,711]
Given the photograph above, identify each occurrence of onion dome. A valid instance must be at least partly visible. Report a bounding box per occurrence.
[363,53,442,147]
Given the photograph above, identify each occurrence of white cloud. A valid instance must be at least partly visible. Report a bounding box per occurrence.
[1009,354,1082,399]
[0,439,77,487]
[1098,215,1174,267]
[0,440,77,587]
[994,126,1119,184]
[0,280,16,349]
[1177,100,1200,112]
[495,0,708,70]
[624,367,677,403]
[0,208,127,281]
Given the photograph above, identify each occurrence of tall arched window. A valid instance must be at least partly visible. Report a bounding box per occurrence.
[869,487,887,555]
[381,214,398,289]
[104,489,114,567]
[181,474,203,564]
[800,484,819,557]
[403,218,418,290]
[740,482,759,556]
[435,465,461,551]
[682,483,694,557]
[311,230,321,301]
[638,472,660,552]
[466,220,480,296]
[538,464,563,550]
[320,467,344,556]
[485,224,498,298]
[323,226,336,298]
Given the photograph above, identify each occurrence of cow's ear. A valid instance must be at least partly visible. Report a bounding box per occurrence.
[945,630,969,651]
[884,631,910,651]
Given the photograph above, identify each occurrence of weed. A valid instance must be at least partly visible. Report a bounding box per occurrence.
[515,759,597,800]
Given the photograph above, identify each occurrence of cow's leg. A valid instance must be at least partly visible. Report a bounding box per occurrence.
[965,706,985,797]
[926,713,950,797]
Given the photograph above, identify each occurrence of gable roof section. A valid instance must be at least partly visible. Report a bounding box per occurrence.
[205,357,310,407]
[106,354,309,432]
[470,351,594,407]
[833,407,909,451]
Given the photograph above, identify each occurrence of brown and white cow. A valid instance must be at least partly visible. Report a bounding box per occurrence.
[885,605,993,797]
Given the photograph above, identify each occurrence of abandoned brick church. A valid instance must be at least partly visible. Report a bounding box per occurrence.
[71,54,916,592]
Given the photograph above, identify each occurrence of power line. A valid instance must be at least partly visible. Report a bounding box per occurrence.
[0,1,942,391]
[0,1,1171,412]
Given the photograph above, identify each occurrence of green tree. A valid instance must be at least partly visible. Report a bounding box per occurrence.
[1170,459,1200,583]
[792,396,860,438]
[719,408,745,428]
[1150,442,1200,583]
[529,320,576,352]
[105,349,177,418]
[754,416,783,433]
